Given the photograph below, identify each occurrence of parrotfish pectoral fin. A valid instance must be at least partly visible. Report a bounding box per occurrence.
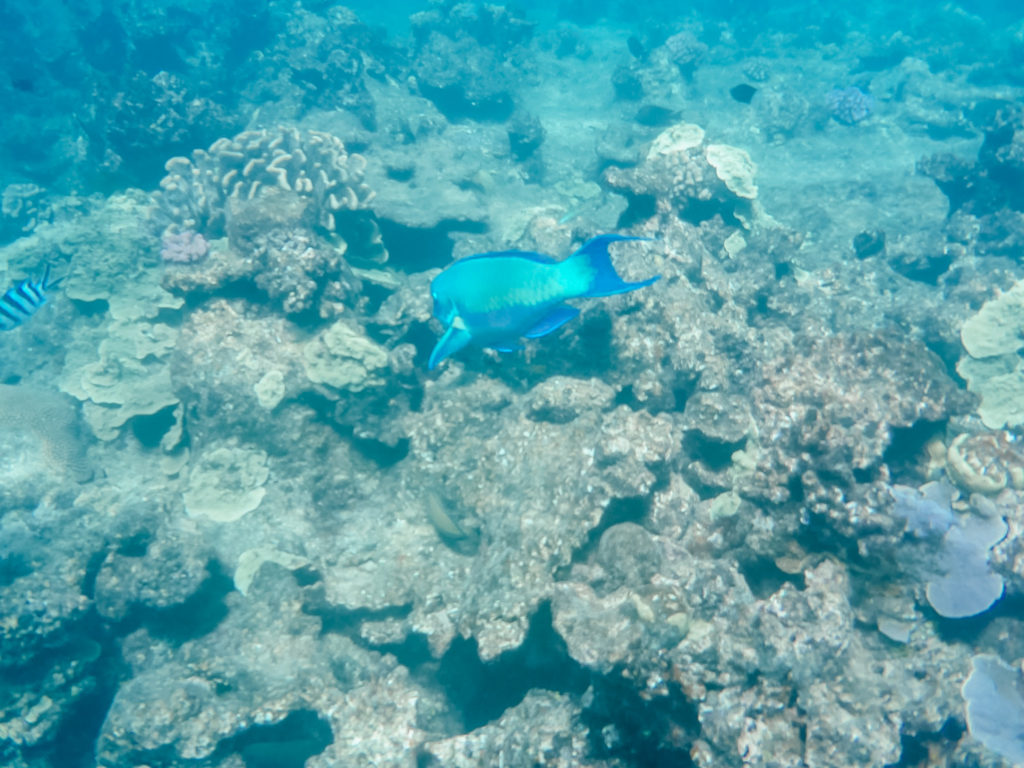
[570,234,660,298]
[491,342,524,353]
[523,304,580,338]
[428,324,472,370]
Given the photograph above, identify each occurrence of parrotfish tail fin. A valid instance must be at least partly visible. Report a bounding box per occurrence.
[428,324,472,370]
[567,235,660,298]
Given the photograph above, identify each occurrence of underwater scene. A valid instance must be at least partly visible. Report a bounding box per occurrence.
[2,0,1024,766]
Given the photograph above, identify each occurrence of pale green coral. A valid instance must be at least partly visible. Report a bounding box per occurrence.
[961,280,1024,359]
[254,370,286,410]
[26,192,185,441]
[706,144,759,200]
[958,280,1024,429]
[60,320,179,441]
[234,548,310,595]
[184,443,269,523]
[648,122,706,156]
[301,320,388,392]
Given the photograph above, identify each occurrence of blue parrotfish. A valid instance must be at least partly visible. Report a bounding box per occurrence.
[0,264,62,331]
[428,234,659,369]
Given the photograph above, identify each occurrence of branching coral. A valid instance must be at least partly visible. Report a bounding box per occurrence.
[153,127,377,239]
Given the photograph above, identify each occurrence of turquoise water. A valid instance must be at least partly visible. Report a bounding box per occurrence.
[2,2,1024,767]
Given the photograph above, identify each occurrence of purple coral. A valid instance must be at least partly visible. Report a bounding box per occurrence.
[826,86,874,125]
[161,230,209,263]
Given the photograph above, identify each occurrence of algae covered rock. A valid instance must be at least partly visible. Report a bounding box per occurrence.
[94,524,211,621]
[183,441,269,522]
[170,299,307,446]
[301,318,388,392]
[97,566,441,767]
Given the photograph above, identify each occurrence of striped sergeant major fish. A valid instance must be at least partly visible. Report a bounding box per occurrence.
[0,264,62,331]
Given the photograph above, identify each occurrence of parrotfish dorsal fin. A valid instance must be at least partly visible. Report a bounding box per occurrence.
[459,250,558,265]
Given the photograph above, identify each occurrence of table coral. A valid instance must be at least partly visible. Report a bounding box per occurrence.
[890,482,1007,619]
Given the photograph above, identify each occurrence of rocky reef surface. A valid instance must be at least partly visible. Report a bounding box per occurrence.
[2,2,1024,767]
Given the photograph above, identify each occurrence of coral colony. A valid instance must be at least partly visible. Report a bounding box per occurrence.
[826,86,874,124]
[0,2,1022,767]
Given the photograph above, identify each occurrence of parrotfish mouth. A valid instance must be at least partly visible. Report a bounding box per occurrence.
[428,318,472,370]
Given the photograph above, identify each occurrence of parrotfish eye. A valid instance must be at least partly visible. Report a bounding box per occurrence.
[432,292,455,323]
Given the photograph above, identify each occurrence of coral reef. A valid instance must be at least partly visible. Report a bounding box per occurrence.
[3,4,1024,768]
[95,70,243,186]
